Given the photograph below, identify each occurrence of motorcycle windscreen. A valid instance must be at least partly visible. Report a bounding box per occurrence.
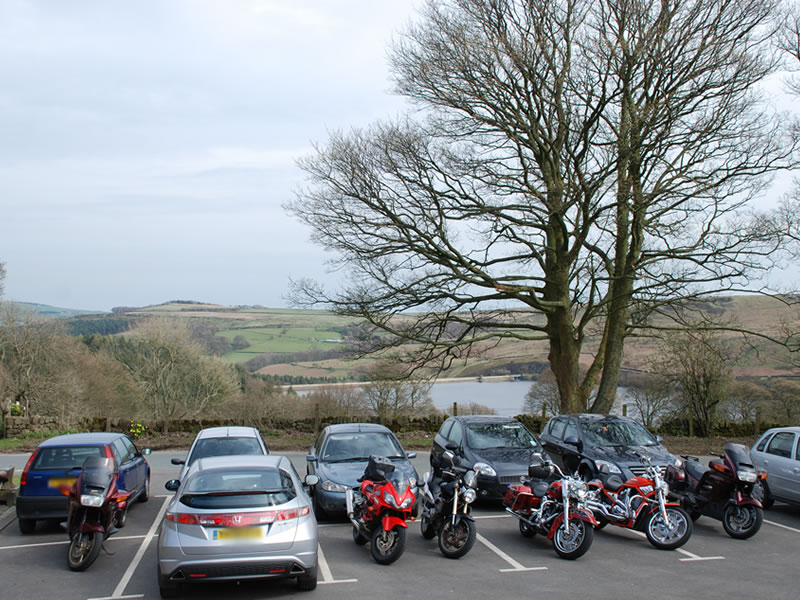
[174,468,300,555]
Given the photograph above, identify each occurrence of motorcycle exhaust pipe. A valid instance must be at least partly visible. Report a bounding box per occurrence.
[345,488,360,529]
[584,499,613,520]
[504,506,536,527]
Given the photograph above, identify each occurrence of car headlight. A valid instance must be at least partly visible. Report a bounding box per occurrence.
[463,488,477,504]
[671,455,682,467]
[595,460,622,474]
[737,468,757,483]
[473,462,497,477]
[321,480,349,493]
[81,494,104,507]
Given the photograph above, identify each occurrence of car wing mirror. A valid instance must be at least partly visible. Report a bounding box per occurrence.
[304,474,320,487]
[164,479,180,492]
[564,436,583,451]
[407,452,417,459]
[306,455,318,463]
[655,435,664,444]
[140,448,151,456]
[170,458,185,465]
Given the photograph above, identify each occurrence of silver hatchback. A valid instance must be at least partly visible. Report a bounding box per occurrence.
[157,455,319,597]
[751,426,800,508]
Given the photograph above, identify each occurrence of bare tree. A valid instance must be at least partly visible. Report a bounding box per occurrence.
[721,380,769,423]
[287,0,795,415]
[0,260,6,298]
[524,370,565,417]
[767,378,800,422]
[625,373,675,430]
[360,362,436,421]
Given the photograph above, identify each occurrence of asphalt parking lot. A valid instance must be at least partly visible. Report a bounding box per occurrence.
[1,450,798,599]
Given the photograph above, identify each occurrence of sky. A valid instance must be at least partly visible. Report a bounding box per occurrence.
[0,0,420,312]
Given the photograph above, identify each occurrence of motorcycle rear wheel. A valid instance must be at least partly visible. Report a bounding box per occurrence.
[519,519,536,538]
[420,514,436,539]
[438,519,476,559]
[67,530,103,571]
[370,526,407,565]
[722,503,763,539]
[352,525,368,545]
[552,519,593,560]
[645,507,692,550]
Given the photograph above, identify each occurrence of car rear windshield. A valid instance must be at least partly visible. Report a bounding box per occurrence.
[187,436,263,465]
[179,468,296,509]
[322,432,404,462]
[582,421,657,447]
[32,446,106,471]
[466,423,541,450]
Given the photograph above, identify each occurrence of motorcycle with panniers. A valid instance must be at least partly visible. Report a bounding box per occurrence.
[585,453,692,549]
[346,455,416,564]
[419,443,478,559]
[665,442,766,539]
[503,456,598,560]
[59,456,131,571]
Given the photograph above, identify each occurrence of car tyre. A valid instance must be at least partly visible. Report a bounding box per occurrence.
[115,509,127,529]
[140,474,150,503]
[18,518,36,534]
[312,491,327,521]
[296,567,318,591]
[753,481,774,509]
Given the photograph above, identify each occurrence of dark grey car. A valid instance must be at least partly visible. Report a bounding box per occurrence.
[539,414,680,481]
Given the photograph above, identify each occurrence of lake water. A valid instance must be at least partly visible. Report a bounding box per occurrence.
[429,380,533,416]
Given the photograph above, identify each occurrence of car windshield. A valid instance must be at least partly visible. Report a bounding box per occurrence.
[582,420,657,447]
[32,445,106,470]
[180,468,295,509]
[321,432,404,462]
[466,423,541,450]
[187,437,263,465]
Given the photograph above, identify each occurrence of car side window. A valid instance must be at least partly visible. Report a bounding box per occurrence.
[449,421,463,447]
[563,420,578,441]
[549,418,566,441]
[755,433,771,452]
[111,439,129,465]
[313,433,325,456]
[121,436,138,459]
[439,419,454,440]
[766,432,796,458]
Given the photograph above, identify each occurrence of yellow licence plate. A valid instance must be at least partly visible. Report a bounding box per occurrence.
[213,527,264,541]
[48,477,77,488]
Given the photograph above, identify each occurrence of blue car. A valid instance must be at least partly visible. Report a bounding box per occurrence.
[305,423,418,519]
[15,432,151,533]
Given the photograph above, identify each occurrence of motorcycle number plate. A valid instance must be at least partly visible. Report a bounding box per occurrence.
[48,477,76,488]
[212,527,264,541]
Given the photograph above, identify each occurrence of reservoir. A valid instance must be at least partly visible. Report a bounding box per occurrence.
[429,379,532,417]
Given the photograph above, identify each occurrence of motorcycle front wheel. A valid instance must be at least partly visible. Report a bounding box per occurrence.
[370,526,407,565]
[645,506,692,550]
[420,513,436,540]
[552,519,593,560]
[438,518,477,559]
[67,530,103,571]
[722,503,763,539]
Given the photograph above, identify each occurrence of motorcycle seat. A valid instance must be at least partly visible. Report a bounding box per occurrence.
[685,460,709,481]
[600,474,625,492]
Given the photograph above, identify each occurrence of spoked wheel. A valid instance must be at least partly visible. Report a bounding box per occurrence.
[420,513,436,540]
[519,519,536,538]
[438,518,476,559]
[352,525,368,545]
[67,531,103,571]
[370,526,407,565]
[552,519,593,560]
[722,503,763,539]
[645,507,692,550]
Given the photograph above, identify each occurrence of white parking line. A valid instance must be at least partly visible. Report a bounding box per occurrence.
[88,495,171,600]
[473,514,512,520]
[476,533,548,573]
[317,543,358,585]
[0,535,147,552]
[765,519,800,534]
[612,529,724,562]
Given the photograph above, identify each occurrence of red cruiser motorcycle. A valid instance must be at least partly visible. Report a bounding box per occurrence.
[665,442,766,539]
[59,456,130,571]
[503,458,597,560]
[585,454,692,550]
[346,455,416,564]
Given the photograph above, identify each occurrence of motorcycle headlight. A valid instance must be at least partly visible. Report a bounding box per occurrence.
[737,468,757,483]
[321,480,349,493]
[463,471,477,488]
[80,494,104,507]
[463,488,477,504]
[595,460,622,475]
[473,462,497,477]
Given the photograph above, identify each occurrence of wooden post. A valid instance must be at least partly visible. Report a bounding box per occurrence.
[452,402,458,416]
[622,404,627,417]
[688,411,694,437]
[314,401,320,436]
[755,405,761,436]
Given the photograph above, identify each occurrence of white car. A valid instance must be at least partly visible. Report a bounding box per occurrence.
[171,426,269,481]
[158,455,319,597]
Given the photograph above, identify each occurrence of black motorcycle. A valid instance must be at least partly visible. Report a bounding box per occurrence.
[419,444,478,559]
[665,442,766,539]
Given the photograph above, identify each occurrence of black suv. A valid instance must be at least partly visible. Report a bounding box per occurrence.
[538,414,679,481]
[431,415,549,501]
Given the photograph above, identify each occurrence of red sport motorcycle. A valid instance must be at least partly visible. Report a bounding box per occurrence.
[503,457,597,560]
[346,455,416,564]
[585,454,692,549]
[59,456,130,571]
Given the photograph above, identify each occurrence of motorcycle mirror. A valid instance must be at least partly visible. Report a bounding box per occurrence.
[170,458,185,466]
[304,474,320,487]
[164,479,180,492]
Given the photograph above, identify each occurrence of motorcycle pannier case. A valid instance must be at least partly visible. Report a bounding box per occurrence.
[503,484,531,508]
[361,455,395,481]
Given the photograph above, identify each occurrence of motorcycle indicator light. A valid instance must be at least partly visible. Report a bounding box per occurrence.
[711,463,728,474]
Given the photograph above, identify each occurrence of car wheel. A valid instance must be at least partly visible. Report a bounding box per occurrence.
[115,509,128,529]
[18,518,36,534]
[296,567,318,591]
[753,481,774,509]
[140,474,150,503]
[312,491,327,521]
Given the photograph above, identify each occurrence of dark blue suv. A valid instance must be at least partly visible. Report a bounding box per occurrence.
[15,432,151,533]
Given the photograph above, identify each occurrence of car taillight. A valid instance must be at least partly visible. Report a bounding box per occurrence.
[166,507,310,526]
[20,449,39,487]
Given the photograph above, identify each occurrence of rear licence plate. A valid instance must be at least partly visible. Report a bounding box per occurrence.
[48,477,77,488]
[212,527,264,541]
